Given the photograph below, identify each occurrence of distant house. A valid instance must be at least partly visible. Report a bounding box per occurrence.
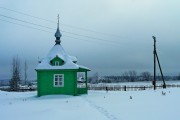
[35,17,90,96]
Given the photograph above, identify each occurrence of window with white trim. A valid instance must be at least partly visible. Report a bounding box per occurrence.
[54,74,64,87]
[55,61,59,66]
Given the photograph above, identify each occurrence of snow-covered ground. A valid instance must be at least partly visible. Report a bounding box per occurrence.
[0,88,180,120]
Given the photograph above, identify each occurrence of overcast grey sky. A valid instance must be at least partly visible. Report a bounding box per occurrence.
[0,0,180,79]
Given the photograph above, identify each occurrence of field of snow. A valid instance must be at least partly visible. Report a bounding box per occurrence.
[0,88,180,120]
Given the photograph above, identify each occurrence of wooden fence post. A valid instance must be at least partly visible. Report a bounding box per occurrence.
[124,85,126,91]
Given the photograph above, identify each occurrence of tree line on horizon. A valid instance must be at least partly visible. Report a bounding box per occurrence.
[2,57,180,89]
[88,71,180,84]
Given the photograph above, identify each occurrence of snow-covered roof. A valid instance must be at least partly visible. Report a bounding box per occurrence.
[69,56,77,62]
[36,44,90,71]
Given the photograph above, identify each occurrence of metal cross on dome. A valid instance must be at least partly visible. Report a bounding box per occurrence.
[54,14,62,44]
[57,14,59,28]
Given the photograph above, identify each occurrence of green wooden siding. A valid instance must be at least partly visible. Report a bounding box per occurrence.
[37,70,75,96]
[77,88,88,94]
[36,69,88,96]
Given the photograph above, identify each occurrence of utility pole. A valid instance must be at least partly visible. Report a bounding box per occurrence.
[152,36,166,90]
[153,36,156,90]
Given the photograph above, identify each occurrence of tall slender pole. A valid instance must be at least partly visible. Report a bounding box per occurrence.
[153,36,156,90]
[152,36,166,90]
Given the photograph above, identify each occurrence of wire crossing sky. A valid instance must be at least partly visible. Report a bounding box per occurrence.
[0,6,122,38]
[0,0,180,79]
[0,14,123,44]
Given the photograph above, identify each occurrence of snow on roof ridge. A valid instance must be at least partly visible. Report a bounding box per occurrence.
[36,44,90,70]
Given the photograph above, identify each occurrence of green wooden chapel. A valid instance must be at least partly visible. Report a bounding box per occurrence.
[35,17,90,96]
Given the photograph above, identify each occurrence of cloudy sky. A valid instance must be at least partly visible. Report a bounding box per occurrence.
[0,0,180,79]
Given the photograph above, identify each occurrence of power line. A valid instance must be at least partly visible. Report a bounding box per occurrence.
[0,14,54,30]
[0,19,121,46]
[0,7,56,23]
[63,35,121,46]
[0,18,52,33]
[0,14,122,44]
[0,6,123,38]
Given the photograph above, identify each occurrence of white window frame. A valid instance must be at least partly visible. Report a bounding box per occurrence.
[54,74,64,87]
[55,61,59,66]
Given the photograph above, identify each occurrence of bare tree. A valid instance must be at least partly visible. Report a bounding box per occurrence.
[121,72,130,82]
[9,56,21,91]
[140,71,152,81]
[128,70,137,82]
[24,60,28,85]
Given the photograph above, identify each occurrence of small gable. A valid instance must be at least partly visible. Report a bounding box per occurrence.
[50,55,64,66]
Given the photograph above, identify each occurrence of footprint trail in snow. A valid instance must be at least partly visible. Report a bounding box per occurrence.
[83,97,119,120]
